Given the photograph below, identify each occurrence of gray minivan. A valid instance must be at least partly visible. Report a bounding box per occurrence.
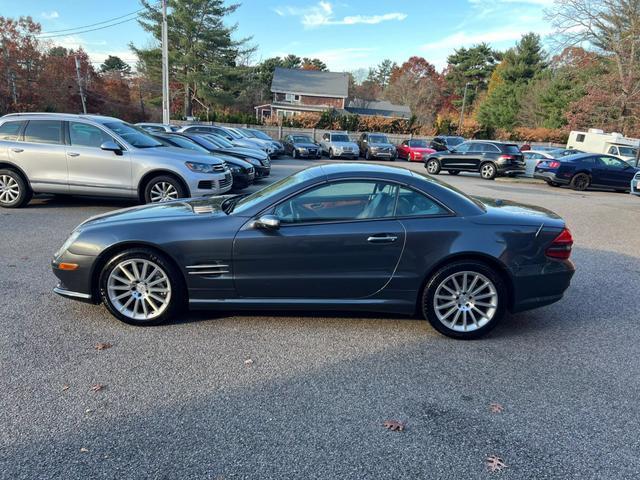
[0,113,233,208]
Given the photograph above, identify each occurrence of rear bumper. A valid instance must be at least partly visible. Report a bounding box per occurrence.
[497,164,526,175]
[510,260,575,313]
[534,171,569,184]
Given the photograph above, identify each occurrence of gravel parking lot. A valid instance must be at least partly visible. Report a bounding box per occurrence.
[1,157,639,479]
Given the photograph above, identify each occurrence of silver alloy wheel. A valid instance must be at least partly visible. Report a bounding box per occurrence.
[433,271,498,332]
[0,175,20,204]
[149,181,179,202]
[107,258,172,321]
[481,163,495,179]
[427,160,439,173]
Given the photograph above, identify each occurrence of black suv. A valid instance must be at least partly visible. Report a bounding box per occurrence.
[430,135,465,152]
[424,140,525,180]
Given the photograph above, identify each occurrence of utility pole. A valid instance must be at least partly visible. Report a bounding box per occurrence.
[458,82,472,135]
[161,0,170,124]
[74,56,87,114]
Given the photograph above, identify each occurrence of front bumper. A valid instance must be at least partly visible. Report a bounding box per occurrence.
[255,165,271,178]
[295,148,321,158]
[534,171,569,184]
[52,252,98,303]
[186,171,233,196]
[630,174,640,196]
[369,150,396,160]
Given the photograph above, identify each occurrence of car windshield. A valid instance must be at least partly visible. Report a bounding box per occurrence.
[249,129,272,140]
[204,134,232,148]
[104,122,164,148]
[200,134,224,147]
[618,146,638,156]
[293,136,313,143]
[166,136,209,153]
[224,128,243,139]
[446,137,464,146]
[411,140,428,148]
[369,135,389,143]
[225,169,318,215]
[331,134,350,142]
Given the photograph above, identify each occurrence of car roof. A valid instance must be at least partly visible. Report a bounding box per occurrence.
[1,112,122,124]
[467,140,517,145]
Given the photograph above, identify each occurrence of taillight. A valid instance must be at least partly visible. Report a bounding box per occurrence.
[546,228,573,260]
[498,155,515,161]
[548,161,560,168]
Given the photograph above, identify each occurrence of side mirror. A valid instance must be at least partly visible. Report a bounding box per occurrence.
[255,214,280,230]
[101,141,122,154]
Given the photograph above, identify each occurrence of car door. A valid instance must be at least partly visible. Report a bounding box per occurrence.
[397,140,409,159]
[440,141,471,169]
[65,121,133,197]
[232,180,406,299]
[595,156,634,188]
[13,120,69,194]
[283,135,292,154]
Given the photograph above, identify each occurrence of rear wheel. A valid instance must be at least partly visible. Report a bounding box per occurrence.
[421,261,506,339]
[480,162,497,180]
[570,173,590,191]
[447,170,460,176]
[99,248,185,326]
[426,158,441,175]
[0,169,32,208]
[144,175,187,204]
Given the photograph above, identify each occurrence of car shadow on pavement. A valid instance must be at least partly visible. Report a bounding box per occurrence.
[29,194,138,209]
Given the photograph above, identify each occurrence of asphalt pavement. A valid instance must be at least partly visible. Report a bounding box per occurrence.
[1,157,639,479]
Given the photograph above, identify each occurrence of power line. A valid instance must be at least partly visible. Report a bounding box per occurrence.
[38,17,141,39]
[37,8,145,35]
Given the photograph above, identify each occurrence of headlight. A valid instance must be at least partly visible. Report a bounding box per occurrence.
[229,165,241,173]
[185,161,215,173]
[299,147,308,153]
[55,230,82,258]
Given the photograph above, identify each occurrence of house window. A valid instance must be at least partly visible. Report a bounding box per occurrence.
[285,93,301,103]
[576,134,585,142]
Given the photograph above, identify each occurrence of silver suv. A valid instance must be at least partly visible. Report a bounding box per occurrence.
[0,113,232,208]
[319,132,360,159]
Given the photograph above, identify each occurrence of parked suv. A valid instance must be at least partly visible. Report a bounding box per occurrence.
[0,113,232,208]
[319,132,360,159]
[358,133,397,161]
[424,140,525,180]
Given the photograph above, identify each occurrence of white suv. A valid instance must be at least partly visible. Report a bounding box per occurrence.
[0,113,232,208]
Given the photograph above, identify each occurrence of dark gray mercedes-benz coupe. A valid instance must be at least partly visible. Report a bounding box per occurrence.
[52,163,575,339]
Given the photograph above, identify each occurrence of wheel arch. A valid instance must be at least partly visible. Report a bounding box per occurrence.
[90,241,188,302]
[0,161,32,191]
[137,170,190,202]
[417,252,514,313]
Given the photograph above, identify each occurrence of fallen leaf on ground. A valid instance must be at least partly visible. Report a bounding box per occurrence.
[90,384,105,392]
[244,358,254,365]
[95,342,113,351]
[486,455,507,472]
[80,448,89,453]
[85,408,93,414]
[62,384,70,391]
[489,402,504,413]
[383,420,405,431]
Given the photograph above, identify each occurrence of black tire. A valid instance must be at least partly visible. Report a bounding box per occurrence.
[546,180,560,187]
[421,261,507,340]
[143,175,187,204]
[0,169,32,208]
[447,170,460,176]
[480,162,497,180]
[425,158,441,175]
[99,248,186,326]
[570,173,590,191]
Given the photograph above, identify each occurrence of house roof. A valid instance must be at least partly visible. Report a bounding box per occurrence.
[271,67,349,98]
[346,99,412,119]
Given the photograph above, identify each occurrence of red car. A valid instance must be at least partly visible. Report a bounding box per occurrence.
[397,139,436,162]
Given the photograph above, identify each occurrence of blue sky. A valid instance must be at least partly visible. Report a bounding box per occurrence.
[0,0,554,74]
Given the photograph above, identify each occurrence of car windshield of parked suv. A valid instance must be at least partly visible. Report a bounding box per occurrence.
[446,137,464,146]
[249,129,272,141]
[293,136,313,143]
[618,146,638,157]
[104,122,164,148]
[369,135,389,143]
[503,144,521,154]
[165,135,209,153]
[331,134,350,142]
[410,139,429,148]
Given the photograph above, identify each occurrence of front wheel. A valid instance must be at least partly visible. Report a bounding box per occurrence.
[421,261,506,339]
[480,162,497,180]
[570,173,590,191]
[425,158,441,175]
[546,180,560,187]
[144,175,187,204]
[99,248,185,326]
[292,149,297,159]
[0,169,32,208]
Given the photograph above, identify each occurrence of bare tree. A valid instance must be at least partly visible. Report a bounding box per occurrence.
[548,0,640,133]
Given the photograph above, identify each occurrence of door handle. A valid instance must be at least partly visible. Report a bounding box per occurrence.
[367,234,398,243]
[11,148,23,153]
[68,152,80,157]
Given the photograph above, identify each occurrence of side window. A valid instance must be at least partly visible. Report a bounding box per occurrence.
[273,181,398,224]
[395,187,448,217]
[607,146,618,155]
[0,121,25,141]
[23,120,63,145]
[69,122,114,148]
[455,142,471,153]
[486,144,501,153]
[599,156,627,169]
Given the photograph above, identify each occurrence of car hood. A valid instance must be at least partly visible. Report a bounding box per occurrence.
[220,146,268,160]
[233,139,264,150]
[470,197,565,228]
[409,147,435,153]
[369,142,395,148]
[135,146,225,165]
[78,196,232,228]
[293,142,320,149]
[331,141,359,148]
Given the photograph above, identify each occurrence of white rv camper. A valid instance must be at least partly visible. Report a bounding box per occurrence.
[567,129,639,164]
